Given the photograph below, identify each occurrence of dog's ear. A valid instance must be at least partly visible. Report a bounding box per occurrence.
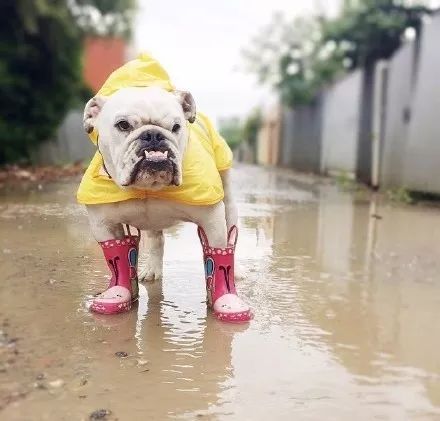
[83,96,107,134]
[174,91,196,123]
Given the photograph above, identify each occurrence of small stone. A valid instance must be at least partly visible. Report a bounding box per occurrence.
[8,337,19,344]
[114,351,128,358]
[34,382,47,390]
[36,373,45,380]
[90,409,112,420]
[137,359,149,367]
[48,379,64,388]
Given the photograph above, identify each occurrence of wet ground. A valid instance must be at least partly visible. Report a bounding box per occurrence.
[1,165,440,420]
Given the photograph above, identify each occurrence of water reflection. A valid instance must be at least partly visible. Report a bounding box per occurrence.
[2,170,440,419]
[263,185,440,415]
[86,257,247,419]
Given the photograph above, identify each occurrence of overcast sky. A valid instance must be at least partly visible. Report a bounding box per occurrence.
[134,0,343,122]
[134,1,440,122]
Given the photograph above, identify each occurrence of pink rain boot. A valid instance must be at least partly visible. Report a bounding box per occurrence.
[198,226,252,323]
[90,227,140,315]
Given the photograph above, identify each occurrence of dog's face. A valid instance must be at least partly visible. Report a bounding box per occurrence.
[83,86,196,190]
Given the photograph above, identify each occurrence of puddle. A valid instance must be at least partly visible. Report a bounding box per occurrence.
[1,165,440,420]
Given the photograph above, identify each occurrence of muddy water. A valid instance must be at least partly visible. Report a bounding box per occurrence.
[1,166,440,420]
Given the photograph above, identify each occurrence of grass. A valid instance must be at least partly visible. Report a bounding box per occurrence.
[386,187,414,204]
[386,187,440,205]
[335,171,361,192]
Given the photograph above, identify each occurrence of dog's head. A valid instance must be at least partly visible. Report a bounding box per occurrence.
[83,86,196,190]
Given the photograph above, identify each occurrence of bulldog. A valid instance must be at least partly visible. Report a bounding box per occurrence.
[80,86,252,322]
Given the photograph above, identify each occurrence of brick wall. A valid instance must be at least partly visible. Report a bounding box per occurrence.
[83,37,126,93]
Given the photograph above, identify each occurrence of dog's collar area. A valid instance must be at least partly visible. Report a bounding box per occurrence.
[96,135,112,179]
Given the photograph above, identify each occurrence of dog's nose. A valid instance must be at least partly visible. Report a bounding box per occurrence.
[139,130,165,143]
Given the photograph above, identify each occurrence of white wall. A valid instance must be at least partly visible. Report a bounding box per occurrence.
[402,14,440,192]
[320,70,363,177]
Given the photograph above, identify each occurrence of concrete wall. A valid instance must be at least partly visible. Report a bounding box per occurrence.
[380,42,415,187]
[401,14,440,192]
[320,70,363,178]
[355,67,372,183]
[275,12,440,194]
[279,97,323,173]
[31,110,94,165]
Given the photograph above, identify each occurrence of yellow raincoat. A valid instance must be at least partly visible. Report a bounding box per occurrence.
[77,53,232,206]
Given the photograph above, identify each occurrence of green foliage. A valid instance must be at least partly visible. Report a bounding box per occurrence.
[387,187,414,204]
[322,0,431,68]
[219,118,243,150]
[219,109,262,151]
[243,14,346,107]
[387,187,440,205]
[243,1,432,107]
[242,108,262,146]
[335,171,360,192]
[72,0,137,39]
[0,0,136,164]
[0,0,83,164]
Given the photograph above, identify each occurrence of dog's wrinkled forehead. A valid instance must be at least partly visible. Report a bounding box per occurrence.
[100,87,184,125]
[83,86,196,135]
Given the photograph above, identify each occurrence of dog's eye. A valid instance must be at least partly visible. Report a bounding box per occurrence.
[172,123,181,133]
[115,120,132,131]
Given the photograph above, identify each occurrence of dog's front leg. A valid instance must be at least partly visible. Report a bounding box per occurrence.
[138,230,164,282]
[86,205,140,314]
[195,202,252,322]
[220,169,238,231]
[220,169,246,280]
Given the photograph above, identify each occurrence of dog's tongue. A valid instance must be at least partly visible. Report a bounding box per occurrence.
[144,150,168,161]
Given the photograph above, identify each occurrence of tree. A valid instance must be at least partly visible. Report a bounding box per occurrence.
[0,0,82,164]
[219,117,243,150]
[243,1,432,108]
[243,14,346,107]
[242,108,262,146]
[0,0,136,164]
[219,109,262,152]
[321,0,431,68]
[72,0,136,38]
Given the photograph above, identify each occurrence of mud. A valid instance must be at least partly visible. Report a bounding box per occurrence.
[0,165,440,420]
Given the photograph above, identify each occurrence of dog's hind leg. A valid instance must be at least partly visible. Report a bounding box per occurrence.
[138,230,164,282]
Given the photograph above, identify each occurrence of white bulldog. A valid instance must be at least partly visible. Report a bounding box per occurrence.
[82,86,252,322]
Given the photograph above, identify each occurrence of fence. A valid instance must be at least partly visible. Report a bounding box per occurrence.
[279,98,323,173]
[270,12,440,194]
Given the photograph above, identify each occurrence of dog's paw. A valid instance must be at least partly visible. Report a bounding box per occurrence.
[138,258,163,283]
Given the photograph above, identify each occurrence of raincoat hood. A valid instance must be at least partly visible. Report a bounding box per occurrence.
[77,53,232,206]
[87,53,175,145]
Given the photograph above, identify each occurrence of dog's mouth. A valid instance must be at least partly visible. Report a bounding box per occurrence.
[137,146,175,168]
[143,149,169,162]
[122,145,179,188]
